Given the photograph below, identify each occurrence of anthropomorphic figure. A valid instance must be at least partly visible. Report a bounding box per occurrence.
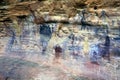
[91,51,99,64]
[83,37,89,56]
[100,10,109,35]
[117,19,120,36]
[54,44,62,63]
[39,24,52,54]
[81,9,89,30]
[3,22,16,51]
[8,28,16,51]
[100,10,109,18]
[89,44,99,65]
[102,35,110,61]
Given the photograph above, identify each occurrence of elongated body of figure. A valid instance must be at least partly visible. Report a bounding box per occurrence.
[39,24,52,54]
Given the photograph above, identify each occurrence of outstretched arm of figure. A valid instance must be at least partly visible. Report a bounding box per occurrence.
[105,13,109,18]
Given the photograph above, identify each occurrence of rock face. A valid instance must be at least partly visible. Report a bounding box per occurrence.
[86,0,120,7]
[1,0,120,7]
[0,0,120,37]
[0,0,120,20]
